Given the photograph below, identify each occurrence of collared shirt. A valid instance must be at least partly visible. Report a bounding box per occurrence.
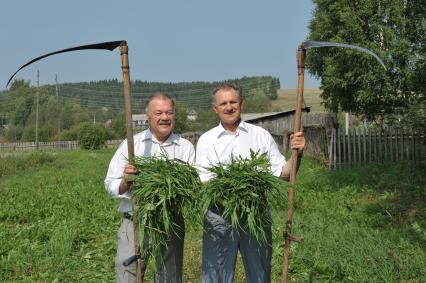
[195,121,286,182]
[104,129,195,213]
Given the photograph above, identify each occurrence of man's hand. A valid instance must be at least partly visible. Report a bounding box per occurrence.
[281,132,306,180]
[119,164,137,194]
[290,132,306,155]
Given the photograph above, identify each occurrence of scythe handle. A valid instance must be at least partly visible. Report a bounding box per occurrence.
[119,42,144,283]
[281,46,306,283]
[280,40,386,283]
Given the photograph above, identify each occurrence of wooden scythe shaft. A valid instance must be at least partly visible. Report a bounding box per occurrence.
[119,42,143,283]
[279,40,386,283]
[281,46,306,283]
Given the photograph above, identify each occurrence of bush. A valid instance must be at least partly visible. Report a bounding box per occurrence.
[77,123,107,150]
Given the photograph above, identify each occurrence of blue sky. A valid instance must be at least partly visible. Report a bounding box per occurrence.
[0,0,319,90]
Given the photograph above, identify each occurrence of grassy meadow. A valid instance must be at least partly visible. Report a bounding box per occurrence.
[0,150,425,282]
[273,89,325,113]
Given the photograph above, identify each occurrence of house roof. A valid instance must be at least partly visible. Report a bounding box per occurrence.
[242,107,311,123]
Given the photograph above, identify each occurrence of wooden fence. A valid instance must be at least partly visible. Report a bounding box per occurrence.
[329,128,425,169]
[0,140,122,152]
[2,130,424,169]
[0,136,201,152]
[272,125,331,163]
[272,127,425,169]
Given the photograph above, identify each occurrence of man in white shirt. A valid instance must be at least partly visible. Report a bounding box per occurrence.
[196,83,305,283]
[105,93,195,283]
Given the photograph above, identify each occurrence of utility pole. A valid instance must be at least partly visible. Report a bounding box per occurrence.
[55,74,61,141]
[35,70,40,150]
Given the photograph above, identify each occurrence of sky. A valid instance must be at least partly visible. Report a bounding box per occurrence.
[0,0,320,91]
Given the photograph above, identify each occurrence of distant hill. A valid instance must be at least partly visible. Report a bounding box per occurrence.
[271,88,325,113]
[42,76,280,112]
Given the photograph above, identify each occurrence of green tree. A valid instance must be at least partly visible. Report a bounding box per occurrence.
[77,122,107,150]
[193,109,219,132]
[307,0,425,123]
[243,93,271,113]
[20,89,55,142]
[174,101,193,134]
[60,101,89,130]
[9,79,31,91]
[10,83,34,127]
[110,114,127,139]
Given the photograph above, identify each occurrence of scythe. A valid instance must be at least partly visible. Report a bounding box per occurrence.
[281,40,387,283]
[6,40,145,283]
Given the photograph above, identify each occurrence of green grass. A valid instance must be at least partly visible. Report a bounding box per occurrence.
[0,151,55,177]
[0,151,119,282]
[272,88,326,113]
[0,150,425,282]
[271,158,426,282]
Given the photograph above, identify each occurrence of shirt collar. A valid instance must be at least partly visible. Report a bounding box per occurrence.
[142,129,180,146]
[216,120,248,138]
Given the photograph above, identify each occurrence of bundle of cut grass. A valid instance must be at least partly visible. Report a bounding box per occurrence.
[201,149,285,243]
[128,155,201,263]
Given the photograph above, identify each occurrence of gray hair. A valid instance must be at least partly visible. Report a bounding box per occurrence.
[145,92,175,113]
[211,82,243,105]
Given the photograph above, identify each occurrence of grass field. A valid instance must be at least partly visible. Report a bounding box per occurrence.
[1,150,425,282]
[272,89,325,113]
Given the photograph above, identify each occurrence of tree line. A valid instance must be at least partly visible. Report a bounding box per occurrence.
[0,76,280,143]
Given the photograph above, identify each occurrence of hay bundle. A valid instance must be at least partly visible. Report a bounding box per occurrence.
[129,156,200,262]
[201,150,284,243]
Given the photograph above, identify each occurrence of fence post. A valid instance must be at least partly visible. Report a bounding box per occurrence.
[348,129,351,166]
[353,129,357,164]
[396,130,399,162]
[363,128,366,166]
[342,128,346,167]
[383,130,388,162]
[406,130,410,161]
[357,128,361,164]
[337,128,341,169]
[368,129,372,163]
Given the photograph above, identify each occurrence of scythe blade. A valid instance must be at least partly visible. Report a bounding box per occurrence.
[6,40,126,88]
[281,40,386,283]
[301,40,387,70]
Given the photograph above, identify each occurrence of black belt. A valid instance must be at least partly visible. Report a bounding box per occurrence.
[123,212,133,221]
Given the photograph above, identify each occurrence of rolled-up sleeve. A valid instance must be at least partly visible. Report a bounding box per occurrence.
[267,134,286,177]
[104,141,131,199]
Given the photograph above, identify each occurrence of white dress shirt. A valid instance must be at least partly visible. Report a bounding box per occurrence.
[104,129,195,213]
[195,121,286,182]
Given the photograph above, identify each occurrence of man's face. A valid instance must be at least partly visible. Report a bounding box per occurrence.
[147,98,175,142]
[213,88,243,129]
